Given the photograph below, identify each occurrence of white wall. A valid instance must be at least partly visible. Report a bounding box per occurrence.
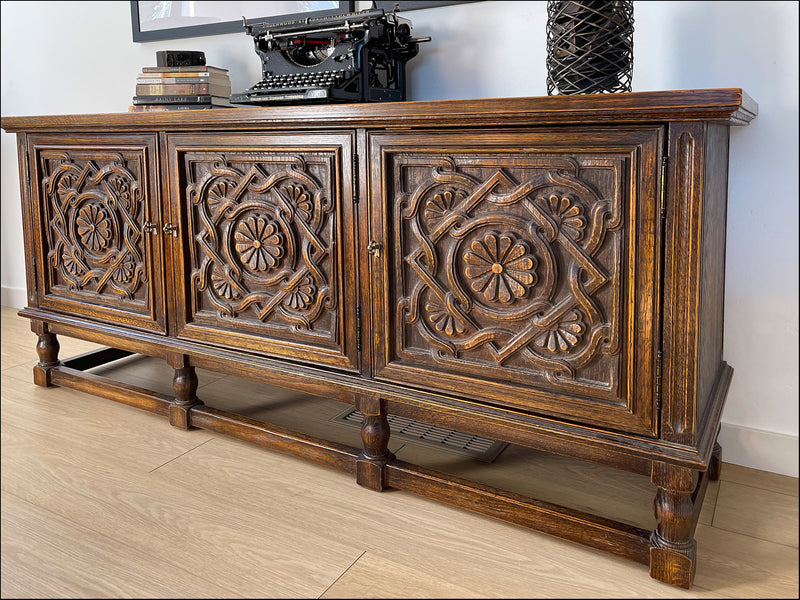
[1,1,797,477]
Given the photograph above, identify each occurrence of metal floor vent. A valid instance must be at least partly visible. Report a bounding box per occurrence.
[331,407,509,463]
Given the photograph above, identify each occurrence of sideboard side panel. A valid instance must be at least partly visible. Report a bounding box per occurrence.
[662,122,706,446]
[15,132,39,308]
[696,123,732,435]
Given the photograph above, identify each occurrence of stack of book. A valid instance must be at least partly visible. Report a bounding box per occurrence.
[129,65,233,112]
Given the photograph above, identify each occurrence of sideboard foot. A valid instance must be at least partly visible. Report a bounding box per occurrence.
[649,462,698,589]
[169,359,202,430]
[33,324,60,387]
[356,397,394,491]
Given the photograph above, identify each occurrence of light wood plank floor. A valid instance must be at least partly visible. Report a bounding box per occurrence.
[1,306,798,598]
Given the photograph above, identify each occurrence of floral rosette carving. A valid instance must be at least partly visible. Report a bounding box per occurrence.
[75,203,112,252]
[423,188,466,223]
[539,193,585,241]
[207,179,236,205]
[463,232,537,304]
[108,176,132,206]
[283,274,317,311]
[111,254,137,284]
[281,184,314,223]
[211,271,240,300]
[533,310,585,353]
[234,214,283,272]
[425,298,467,337]
[57,174,77,199]
[61,250,82,276]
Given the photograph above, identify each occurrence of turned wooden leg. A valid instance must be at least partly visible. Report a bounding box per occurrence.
[649,462,698,589]
[708,442,723,481]
[355,397,394,491]
[32,323,60,387]
[168,355,202,430]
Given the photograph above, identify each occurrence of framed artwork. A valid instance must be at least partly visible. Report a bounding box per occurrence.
[131,1,355,42]
[373,1,481,11]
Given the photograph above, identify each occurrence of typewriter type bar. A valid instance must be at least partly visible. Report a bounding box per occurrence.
[231,8,429,105]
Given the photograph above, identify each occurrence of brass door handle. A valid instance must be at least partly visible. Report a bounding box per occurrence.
[142,221,158,235]
[163,223,178,237]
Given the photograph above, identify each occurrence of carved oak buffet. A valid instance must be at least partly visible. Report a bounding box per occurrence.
[1,89,756,589]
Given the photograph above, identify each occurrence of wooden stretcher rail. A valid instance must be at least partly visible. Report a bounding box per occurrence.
[47,349,654,569]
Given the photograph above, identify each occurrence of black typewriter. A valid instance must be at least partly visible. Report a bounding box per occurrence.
[230,7,429,105]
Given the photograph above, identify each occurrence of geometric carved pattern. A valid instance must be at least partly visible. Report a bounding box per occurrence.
[393,154,625,394]
[39,150,149,308]
[185,152,338,342]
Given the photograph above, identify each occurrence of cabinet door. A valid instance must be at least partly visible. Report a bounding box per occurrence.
[368,128,663,436]
[28,134,166,333]
[167,133,358,372]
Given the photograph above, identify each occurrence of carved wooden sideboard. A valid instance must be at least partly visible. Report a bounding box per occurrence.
[1,89,756,589]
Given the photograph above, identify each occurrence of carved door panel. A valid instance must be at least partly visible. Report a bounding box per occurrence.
[28,134,166,333]
[167,133,358,372]
[369,128,663,435]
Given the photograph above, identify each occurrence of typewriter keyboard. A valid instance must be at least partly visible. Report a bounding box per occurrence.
[249,69,348,91]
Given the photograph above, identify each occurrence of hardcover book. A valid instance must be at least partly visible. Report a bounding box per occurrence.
[141,65,228,74]
[131,95,232,106]
[136,83,232,96]
[128,104,226,112]
[136,74,229,84]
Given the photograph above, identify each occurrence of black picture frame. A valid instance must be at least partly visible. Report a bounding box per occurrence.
[373,1,481,11]
[130,1,355,43]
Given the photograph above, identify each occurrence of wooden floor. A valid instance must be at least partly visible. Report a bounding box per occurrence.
[1,306,798,598]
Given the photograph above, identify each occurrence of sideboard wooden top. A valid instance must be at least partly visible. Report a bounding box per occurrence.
[1,88,756,133]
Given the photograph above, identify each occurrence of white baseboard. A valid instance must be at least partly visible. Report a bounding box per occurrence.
[718,422,798,478]
[1,286,26,309]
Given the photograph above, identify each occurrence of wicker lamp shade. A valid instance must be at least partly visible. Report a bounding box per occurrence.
[546,1,634,95]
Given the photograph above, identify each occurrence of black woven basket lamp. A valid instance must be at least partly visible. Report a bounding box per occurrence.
[546,1,634,95]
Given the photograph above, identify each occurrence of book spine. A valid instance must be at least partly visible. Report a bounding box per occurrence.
[132,95,217,105]
[138,72,212,79]
[128,104,216,112]
[136,76,217,84]
[138,74,209,81]
[136,83,230,96]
